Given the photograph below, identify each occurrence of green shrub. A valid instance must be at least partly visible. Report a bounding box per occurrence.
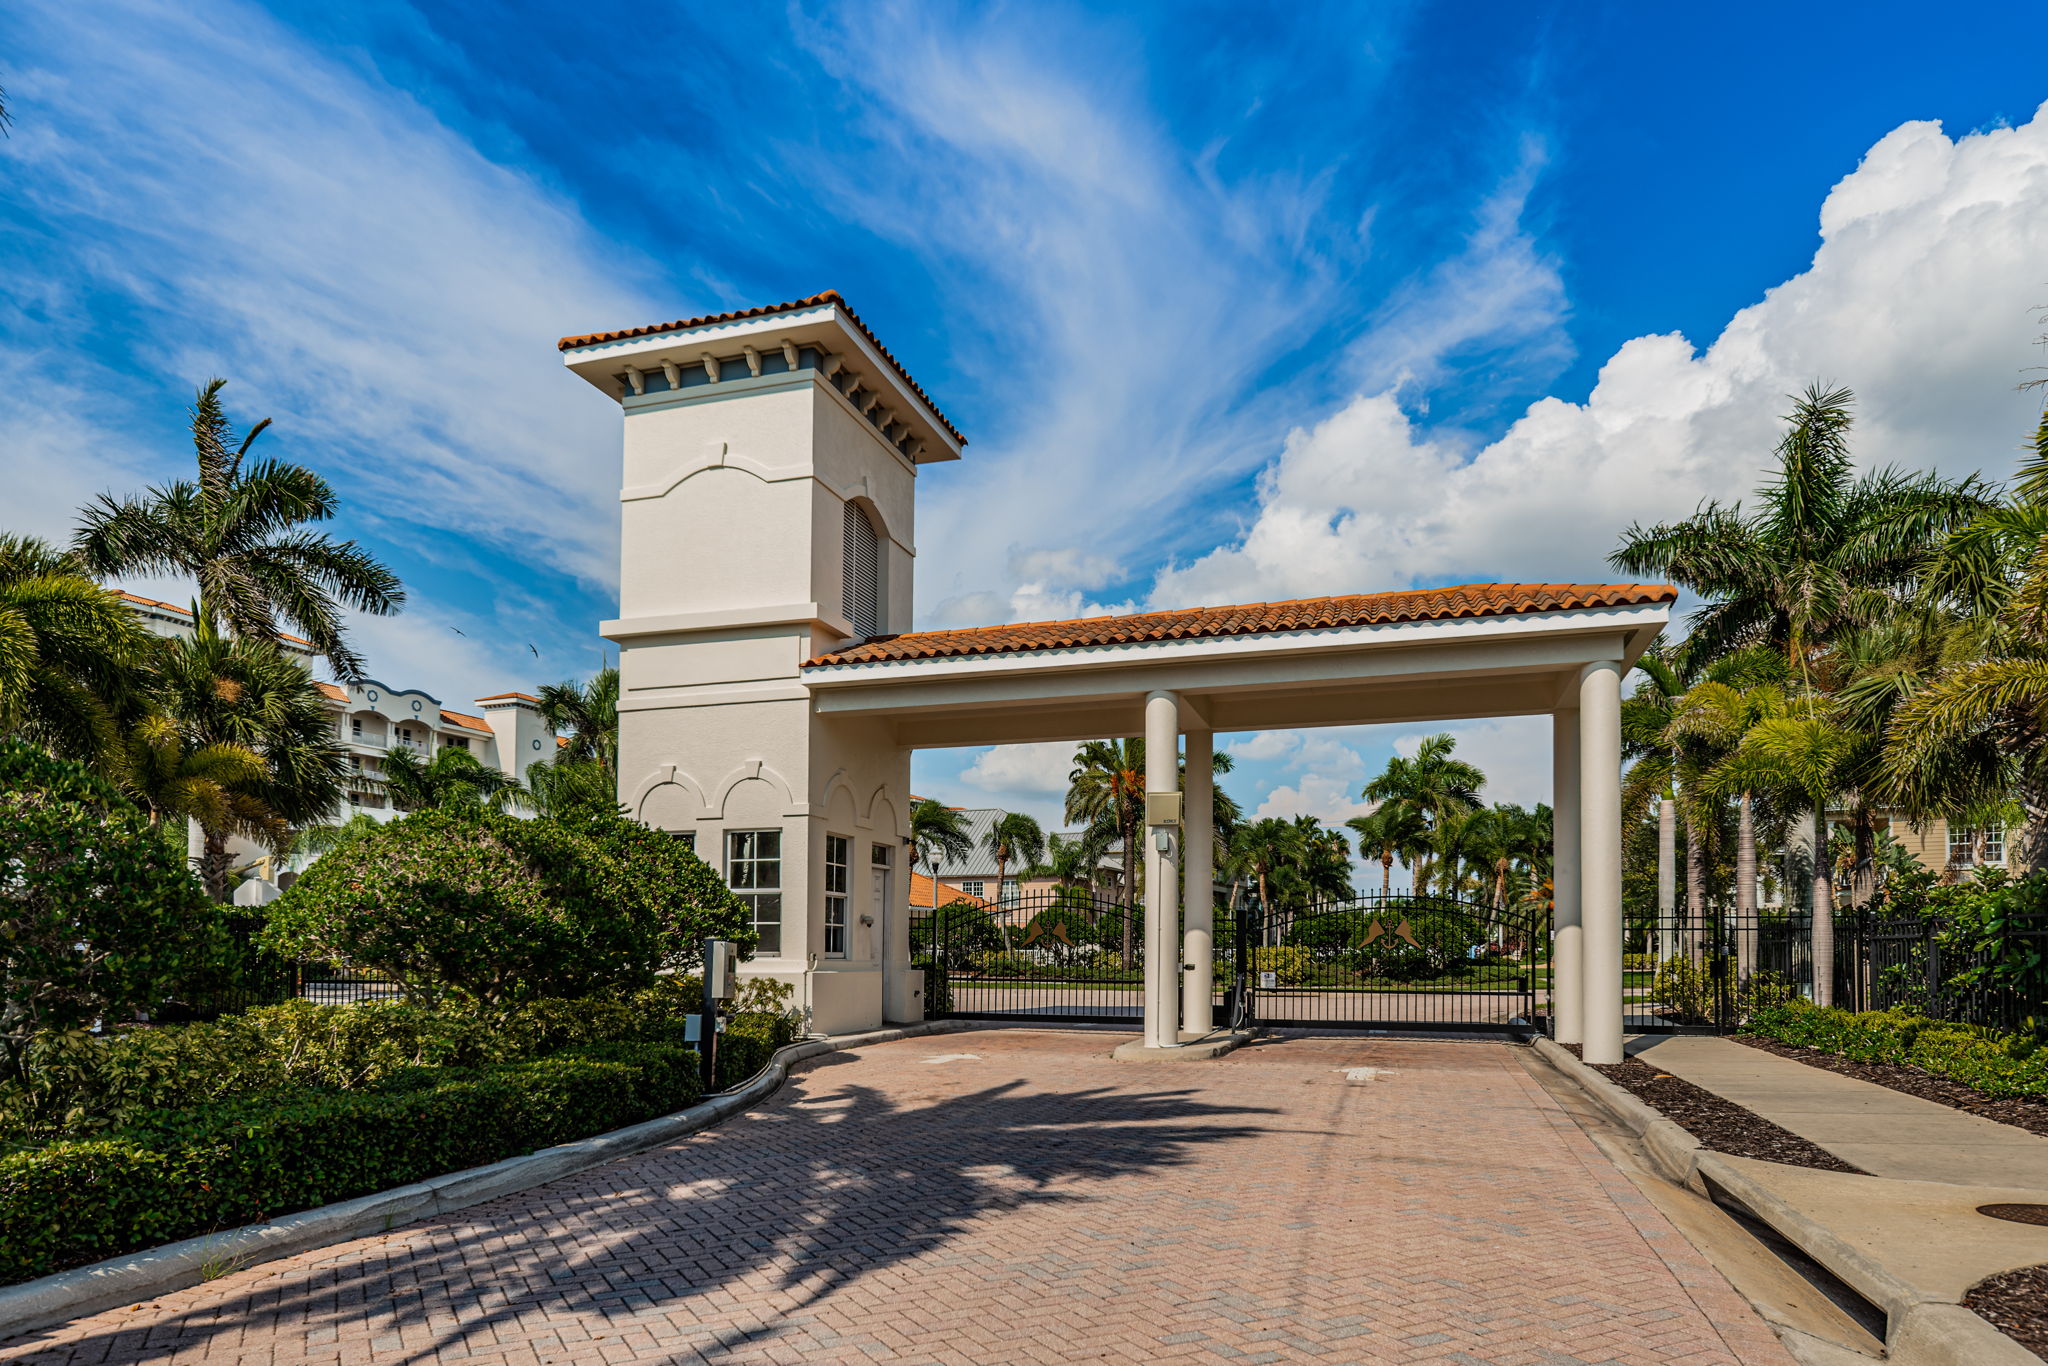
[546,809,754,971]
[1252,946,1314,986]
[1743,1000,2048,1097]
[918,958,951,1017]
[1,980,713,1144]
[263,810,672,1010]
[0,740,231,1083]
[910,903,1002,965]
[1652,958,1794,1025]
[0,1042,701,1285]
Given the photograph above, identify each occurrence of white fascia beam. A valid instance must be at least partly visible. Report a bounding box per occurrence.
[804,605,1665,696]
[808,623,1644,719]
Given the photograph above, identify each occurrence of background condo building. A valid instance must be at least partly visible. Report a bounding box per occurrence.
[119,593,558,875]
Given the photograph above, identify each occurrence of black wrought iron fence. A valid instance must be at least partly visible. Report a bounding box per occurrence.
[155,962,405,1022]
[1634,905,2048,1034]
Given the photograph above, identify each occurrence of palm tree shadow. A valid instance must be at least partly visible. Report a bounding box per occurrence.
[17,1061,1281,1366]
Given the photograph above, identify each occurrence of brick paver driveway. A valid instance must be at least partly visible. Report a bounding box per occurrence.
[3,1030,1792,1366]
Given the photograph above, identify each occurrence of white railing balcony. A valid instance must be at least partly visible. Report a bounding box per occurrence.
[349,732,388,749]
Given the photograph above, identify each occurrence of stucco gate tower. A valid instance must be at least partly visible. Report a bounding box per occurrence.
[560,293,1670,1066]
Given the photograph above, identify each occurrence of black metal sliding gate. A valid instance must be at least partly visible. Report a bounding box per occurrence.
[1234,893,1545,1035]
[917,886,1545,1035]
[915,888,1151,1024]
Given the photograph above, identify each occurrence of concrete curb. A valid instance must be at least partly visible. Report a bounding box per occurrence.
[1110,1028,1259,1061]
[1528,1035,2037,1366]
[0,1018,971,1344]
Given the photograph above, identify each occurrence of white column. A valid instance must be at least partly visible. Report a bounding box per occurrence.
[1144,691,1182,1049]
[1182,729,1214,1034]
[1580,660,1625,1065]
[1551,707,1582,1045]
[1657,797,1676,961]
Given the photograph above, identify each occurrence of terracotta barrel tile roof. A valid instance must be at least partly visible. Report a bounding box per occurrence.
[556,290,964,446]
[805,582,1674,668]
[439,710,494,734]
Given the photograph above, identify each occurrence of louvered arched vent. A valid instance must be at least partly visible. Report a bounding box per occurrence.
[844,501,881,639]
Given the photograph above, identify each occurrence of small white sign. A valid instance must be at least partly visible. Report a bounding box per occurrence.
[1258,971,1278,989]
[684,1014,702,1042]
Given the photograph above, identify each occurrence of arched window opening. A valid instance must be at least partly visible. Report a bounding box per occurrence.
[844,500,882,639]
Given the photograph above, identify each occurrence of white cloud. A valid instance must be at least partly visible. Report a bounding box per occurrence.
[959,741,1079,798]
[787,5,1562,630]
[1224,730,1300,762]
[1154,109,2048,607]
[1250,732,1372,825]
[0,0,650,588]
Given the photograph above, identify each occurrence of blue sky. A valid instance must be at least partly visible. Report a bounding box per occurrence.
[5,1,2047,839]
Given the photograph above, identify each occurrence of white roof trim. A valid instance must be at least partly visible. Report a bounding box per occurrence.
[802,602,1669,688]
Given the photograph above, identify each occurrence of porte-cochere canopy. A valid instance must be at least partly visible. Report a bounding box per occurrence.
[799,581,1673,749]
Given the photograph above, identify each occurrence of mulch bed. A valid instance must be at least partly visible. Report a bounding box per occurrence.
[1966,1264,2048,1362]
[1734,1034,2048,1142]
[1561,1043,1864,1172]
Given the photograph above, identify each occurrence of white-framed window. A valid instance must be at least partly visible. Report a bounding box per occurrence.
[959,879,985,900]
[1950,825,2006,867]
[727,830,783,954]
[843,500,882,638]
[446,735,469,751]
[824,835,850,958]
[871,842,893,869]
[1000,878,1018,904]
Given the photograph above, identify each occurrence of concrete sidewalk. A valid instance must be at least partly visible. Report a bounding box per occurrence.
[1628,1033,2048,1187]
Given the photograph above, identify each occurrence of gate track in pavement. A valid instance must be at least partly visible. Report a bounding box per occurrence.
[2,1028,1797,1366]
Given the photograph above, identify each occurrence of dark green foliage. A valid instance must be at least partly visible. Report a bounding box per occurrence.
[910,902,1002,965]
[1743,1000,2048,1097]
[263,809,751,1008]
[0,1042,700,1284]
[550,808,754,971]
[918,958,952,1017]
[2,982,712,1144]
[0,740,229,1081]
[262,810,643,1009]
[1281,903,1488,982]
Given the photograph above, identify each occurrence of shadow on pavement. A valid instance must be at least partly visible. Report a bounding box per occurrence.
[9,1061,1280,1365]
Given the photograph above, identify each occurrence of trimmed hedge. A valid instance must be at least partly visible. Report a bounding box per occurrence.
[2,981,713,1143]
[0,1041,700,1285]
[1742,1000,2048,1098]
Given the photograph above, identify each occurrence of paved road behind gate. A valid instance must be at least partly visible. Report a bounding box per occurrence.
[3,1029,1792,1366]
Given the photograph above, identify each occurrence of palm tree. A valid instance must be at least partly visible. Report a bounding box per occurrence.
[0,534,153,769]
[1280,815,1354,908]
[1711,705,1856,1005]
[981,811,1046,911]
[1881,412,2048,858]
[535,667,618,773]
[1347,801,1426,895]
[1224,817,1306,945]
[524,754,622,818]
[118,711,273,842]
[1612,384,1987,680]
[1361,734,1484,893]
[1024,830,1113,892]
[909,798,974,914]
[378,746,530,814]
[289,812,384,862]
[74,379,404,682]
[1066,739,1147,956]
[154,619,349,899]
